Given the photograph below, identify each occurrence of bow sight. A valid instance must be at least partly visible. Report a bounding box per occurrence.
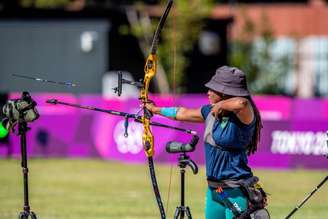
[113,71,143,97]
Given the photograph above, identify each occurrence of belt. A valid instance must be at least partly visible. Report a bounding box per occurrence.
[207,179,244,189]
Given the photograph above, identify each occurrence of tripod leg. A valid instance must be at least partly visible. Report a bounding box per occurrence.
[174,207,181,219]
[30,212,37,219]
[185,207,192,219]
[18,212,28,219]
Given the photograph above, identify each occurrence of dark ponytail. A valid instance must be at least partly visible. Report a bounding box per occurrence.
[246,96,263,156]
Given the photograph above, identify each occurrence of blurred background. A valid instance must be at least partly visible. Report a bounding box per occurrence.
[0,0,327,219]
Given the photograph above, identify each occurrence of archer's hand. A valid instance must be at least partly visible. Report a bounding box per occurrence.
[211,102,223,118]
[145,101,160,114]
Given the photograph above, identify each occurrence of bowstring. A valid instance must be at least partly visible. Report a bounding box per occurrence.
[165,3,177,216]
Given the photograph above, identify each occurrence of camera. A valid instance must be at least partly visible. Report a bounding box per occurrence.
[1,91,39,131]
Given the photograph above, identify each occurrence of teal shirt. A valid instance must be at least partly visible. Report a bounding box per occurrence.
[201,104,255,181]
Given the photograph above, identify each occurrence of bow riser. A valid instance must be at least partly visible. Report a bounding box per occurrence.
[141,54,157,157]
[142,119,154,157]
[141,54,157,101]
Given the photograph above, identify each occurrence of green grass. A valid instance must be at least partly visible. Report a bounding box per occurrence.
[0,158,327,219]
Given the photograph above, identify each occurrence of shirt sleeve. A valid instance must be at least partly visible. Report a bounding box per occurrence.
[201,104,212,120]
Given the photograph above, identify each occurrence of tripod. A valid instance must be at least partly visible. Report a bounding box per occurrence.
[173,153,198,219]
[17,120,37,219]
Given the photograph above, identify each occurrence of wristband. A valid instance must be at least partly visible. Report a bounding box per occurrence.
[160,107,179,119]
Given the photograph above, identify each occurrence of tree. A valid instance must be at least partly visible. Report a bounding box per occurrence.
[229,10,291,95]
[125,0,214,93]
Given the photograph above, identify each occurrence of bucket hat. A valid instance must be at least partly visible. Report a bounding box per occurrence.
[205,66,250,96]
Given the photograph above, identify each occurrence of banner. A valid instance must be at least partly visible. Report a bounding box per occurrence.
[0,93,327,169]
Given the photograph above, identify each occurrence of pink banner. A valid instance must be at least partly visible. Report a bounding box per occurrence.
[0,93,327,169]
